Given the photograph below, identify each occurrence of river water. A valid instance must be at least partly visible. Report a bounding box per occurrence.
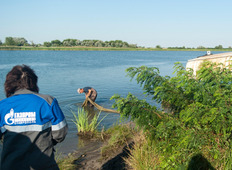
[0,50,224,155]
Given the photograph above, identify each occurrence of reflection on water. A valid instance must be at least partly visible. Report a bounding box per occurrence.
[0,50,224,156]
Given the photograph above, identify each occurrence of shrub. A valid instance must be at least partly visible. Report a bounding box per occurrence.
[112,61,232,169]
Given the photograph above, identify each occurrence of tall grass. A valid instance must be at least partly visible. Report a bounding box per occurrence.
[101,123,135,158]
[72,108,108,135]
[124,131,160,170]
[57,154,79,170]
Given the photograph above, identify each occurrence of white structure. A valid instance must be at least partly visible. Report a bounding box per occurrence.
[206,51,211,55]
[186,52,232,75]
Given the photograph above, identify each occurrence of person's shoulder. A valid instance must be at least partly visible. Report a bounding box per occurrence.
[0,97,8,105]
[0,94,19,104]
[34,93,55,105]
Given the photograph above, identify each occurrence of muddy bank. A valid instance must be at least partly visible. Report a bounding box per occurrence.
[58,121,136,169]
[63,139,133,170]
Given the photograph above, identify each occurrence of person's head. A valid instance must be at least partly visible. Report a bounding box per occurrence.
[4,65,39,97]
[77,88,84,94]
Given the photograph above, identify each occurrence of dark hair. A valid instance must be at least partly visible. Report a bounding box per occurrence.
[4,65,39,97]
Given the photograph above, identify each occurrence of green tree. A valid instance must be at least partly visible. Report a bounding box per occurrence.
[197,45,206,49]
[156,45,162,49]
[75,39,81,46]
[51,40,62,46]
[14,37,28,46]
[128,44,137,48]
[81,40,94,46]
[122,42,129,47]
[114,40,123,47]
[104,41,110,47]
[5,37,15,46]
[43,41,51,47]
[30,41,35,47]
[111,62,232,169]
[62,39,78,46]
[62,39,72,46]
[5,37,28,46]
[94,40,104,47]
[215,45,223,49]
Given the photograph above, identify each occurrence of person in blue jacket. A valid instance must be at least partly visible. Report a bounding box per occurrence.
[0,65,68,170]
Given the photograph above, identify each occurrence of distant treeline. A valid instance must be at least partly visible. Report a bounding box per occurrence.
[0,37,231,49]
[165,45,228,50]
[0,37,137,48]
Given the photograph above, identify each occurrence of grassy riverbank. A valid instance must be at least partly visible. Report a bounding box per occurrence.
[1,46,232,51]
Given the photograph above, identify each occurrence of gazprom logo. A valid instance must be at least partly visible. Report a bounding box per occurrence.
[5,108,36,125]
[5,108,14,125]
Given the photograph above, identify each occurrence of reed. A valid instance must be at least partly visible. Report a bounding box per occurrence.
[72,108,108,135]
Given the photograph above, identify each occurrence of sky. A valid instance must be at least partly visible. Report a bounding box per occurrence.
[1,0,232,48]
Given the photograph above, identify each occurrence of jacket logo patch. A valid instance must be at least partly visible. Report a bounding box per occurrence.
[5,108,36,125]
